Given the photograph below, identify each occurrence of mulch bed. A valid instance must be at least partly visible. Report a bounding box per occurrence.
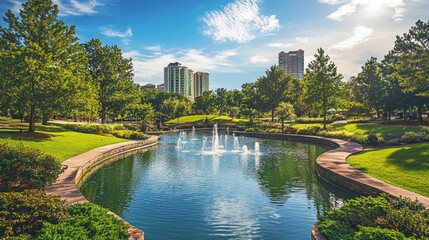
[16,132,52,139]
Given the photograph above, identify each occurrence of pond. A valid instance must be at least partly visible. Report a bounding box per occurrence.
[80,128,355,239]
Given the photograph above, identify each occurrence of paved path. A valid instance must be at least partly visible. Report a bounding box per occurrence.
[45,136,159,240]
[316,137,429,208]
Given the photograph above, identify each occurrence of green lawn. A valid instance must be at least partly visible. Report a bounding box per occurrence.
[331,123,424,138]
[290,123,324,129]
[0,124,127,161]
[348,142,429,197]
[167,115,218,124]
[0,117,22,124]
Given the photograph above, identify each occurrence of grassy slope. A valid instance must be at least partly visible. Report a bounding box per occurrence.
[0,124,127,161]
[348,142,429,197]
[331,123,424,138]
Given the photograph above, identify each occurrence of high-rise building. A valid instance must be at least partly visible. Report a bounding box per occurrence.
[164,62,194,99]
[193,72,209,97]
[278,49,304,80]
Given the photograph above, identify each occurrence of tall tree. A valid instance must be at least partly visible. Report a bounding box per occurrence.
[193,90,216,114]
[215,88,231,115]
[84,39,136,123]
[389,20,429,121]
[255,65,291,121]
[350,57,385,118]
[304,48,343,129]
[0,0,90,132]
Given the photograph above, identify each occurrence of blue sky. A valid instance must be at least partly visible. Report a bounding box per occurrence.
[1,0,428,90]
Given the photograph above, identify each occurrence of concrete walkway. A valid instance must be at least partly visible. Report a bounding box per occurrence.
[45,136,159,240]
[315,137,429,208]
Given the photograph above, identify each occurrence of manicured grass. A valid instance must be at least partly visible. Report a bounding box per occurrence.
[0,124,127,161]
[331,123,424,138]
[167,115,218,124]
[348,142,429,197]
[0,117,21,124]
[289,123,324,129]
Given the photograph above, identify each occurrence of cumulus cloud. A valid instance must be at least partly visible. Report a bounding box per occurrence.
[202,0,280,43]
[123,48,238,84]
[323,0,407,22]
[265,42,294,48]
[144,46,162,52]
[53,0,103,16]
[329,26,374,50]
[296,37,309,43]
[319,0,346,5]
[249,55,270,64]
[100,27,133,38]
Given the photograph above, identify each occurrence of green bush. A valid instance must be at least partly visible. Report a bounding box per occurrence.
[63,124,125,135]
[296,126,322,135]
[354,226,408,240]
[39,203,129,240]
[112,130,150,140]
[0,142,61,191]
[319,195,429,240]
[318,130,355,139]
[0,190,67,238]
[265,128,282,133]
[295,117,328,124]
[347,117,369,123]
[244,127,263,132]
[367,134,379,146]
[401,131,429,143]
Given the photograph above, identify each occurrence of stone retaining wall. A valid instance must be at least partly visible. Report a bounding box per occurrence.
[45,136,159,240]
[234,131,429,240]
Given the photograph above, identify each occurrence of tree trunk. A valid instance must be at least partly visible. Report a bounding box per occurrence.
[376,107,380,119]
[101,110,106,124]
[323,111,327,130]
[281,119,284,133]
[388,112,391,123]
[42,112,48,125]
[271,110,274,122]
[417,104,423,122]
[28,104,36,132]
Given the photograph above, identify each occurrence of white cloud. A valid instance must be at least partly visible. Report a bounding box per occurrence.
[144,46,162,52]
[323,0,407,22]
[296,37,309,43]
[4,0,22,13]
[100,27,133,38]
[329,26,374,51]
[265,42,294,48]
[202,0,280,43]
[319,0,346,5]
[249,55,270,64]
[53,0,103,16]
[123,48,239,84]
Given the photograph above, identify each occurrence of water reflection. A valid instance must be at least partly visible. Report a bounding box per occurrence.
[80,132,356,239]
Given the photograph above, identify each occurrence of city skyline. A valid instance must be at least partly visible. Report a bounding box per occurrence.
[0,0,428,90]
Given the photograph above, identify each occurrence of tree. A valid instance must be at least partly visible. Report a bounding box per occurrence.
[193,90,216,114]
[275,102,296,133]
[350,57,385,118]
[84,39,136,123]
[304,48,343,129]
[215,88,231,115]
[241,83,259,125]
[389,20,429,121]
[255,65,291,121]
[0,0,90,132]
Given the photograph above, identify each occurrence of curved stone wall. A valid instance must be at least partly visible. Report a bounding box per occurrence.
[45,136,159,240]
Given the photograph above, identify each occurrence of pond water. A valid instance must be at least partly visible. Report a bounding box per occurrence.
[80,129,355,239]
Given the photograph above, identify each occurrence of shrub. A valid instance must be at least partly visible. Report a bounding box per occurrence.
[112,130,150,140]
[296,126,322,135]
[0,190,67,238]
[318,195,429,240]
[367,134,379,146]
[401,131,429,143]
[347,117,369,123]
[354,226,408,240]
[295,117,327,124]
[0,142,61,191]
[266,128,282,133]
[318,130,355,140]
[63,124,125,135]
[39,203,129,240]
[244,127,263,133]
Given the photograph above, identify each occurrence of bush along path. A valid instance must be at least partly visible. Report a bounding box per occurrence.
[0,143,133,239]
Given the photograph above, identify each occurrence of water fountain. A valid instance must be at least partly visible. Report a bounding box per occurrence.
[233,136,240,152]
[242,145,249,155]
[255,142,260,155]
[190,126,198,141]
